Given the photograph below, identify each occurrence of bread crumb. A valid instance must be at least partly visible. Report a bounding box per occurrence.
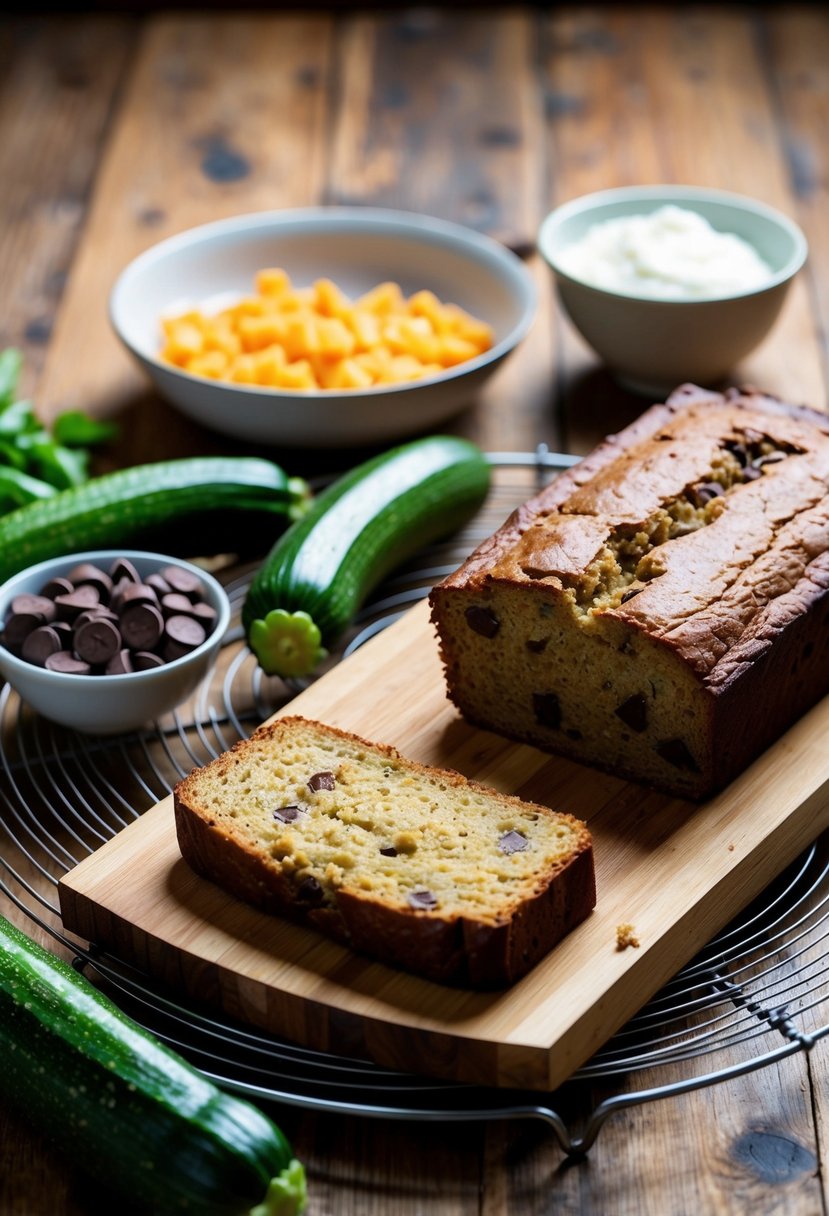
[616,922,640,950]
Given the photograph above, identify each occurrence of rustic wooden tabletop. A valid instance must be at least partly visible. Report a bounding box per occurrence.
[2,5,829,1214]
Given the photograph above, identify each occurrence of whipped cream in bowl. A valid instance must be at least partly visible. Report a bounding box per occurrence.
[555,204,774,302]
[537,185,808,394]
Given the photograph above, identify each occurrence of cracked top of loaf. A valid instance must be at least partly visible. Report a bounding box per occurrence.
[439,384,829,692]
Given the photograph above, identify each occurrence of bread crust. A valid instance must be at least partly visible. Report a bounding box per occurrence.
[174,716,595,988]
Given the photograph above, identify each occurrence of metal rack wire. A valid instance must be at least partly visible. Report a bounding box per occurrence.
[2,447,828,1156]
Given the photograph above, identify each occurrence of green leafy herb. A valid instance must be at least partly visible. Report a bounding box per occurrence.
[0,349,117,511]
[52,410,118,447]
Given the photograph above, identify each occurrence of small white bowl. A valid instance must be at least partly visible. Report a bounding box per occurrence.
[110,207,537,447]
[538,185,808,396]
[0,550,231,735]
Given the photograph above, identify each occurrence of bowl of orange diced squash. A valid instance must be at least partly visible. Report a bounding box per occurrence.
[109,208,537,447]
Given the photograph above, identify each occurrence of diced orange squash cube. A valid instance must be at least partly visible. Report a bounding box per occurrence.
[187,350,229,379]
[347,309,382,351]
[255,268,292,297]
[161,321,205,365]
[203,321,242,358]
[376,354,424,383]
[229,296,269,319]
[436,335,481,367]
[237,315,287,353]
[282,314,321,360]
[314,278,352,318]
[316,317,357,359]
[324,357,374,390]
[357,281,405,316]
[275,359,316,389]
[451,312,494,350]
[407,290,444,324]
[252,346,288,385]
[228,354,258,384]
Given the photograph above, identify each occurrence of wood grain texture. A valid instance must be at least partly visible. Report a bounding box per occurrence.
[58,595,829,1092]
[35,12,335,463]
[0,17,134,394]
[328,9,541,255]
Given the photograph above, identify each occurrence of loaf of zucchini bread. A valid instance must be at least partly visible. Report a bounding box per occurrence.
[173,716,595,987]
[429,384,829,800]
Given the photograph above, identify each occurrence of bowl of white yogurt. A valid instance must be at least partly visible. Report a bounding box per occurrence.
[538,185,807,395]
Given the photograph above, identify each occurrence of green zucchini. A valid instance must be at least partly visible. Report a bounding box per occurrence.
[0,914,306,1215]
[243,435,490,677]
[0,456,311,583]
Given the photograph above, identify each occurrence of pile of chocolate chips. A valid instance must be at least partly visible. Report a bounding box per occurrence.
[1,558,218,676]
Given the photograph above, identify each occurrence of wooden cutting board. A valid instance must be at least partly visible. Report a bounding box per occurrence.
[58,597,829,1092]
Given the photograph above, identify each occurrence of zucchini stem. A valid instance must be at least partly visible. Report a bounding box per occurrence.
[286,477,313,521]
[250,1158,308,1216]
[248,608,328,677]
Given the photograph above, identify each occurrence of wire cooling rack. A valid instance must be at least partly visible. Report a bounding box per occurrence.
[2,447,829,1156]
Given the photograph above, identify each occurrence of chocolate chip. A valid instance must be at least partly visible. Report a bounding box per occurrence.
[408,889,438,910]
[106,648,134,675]
[163,614,206,661]
[108,557,141,584]
[753,451,786,468]
[73,607,118,631]
[498,830,528,855]
[621,586,642,604]
[379,845,398,857]
[273,803,306,823]
[11,593,57,623]
[190,601,218,629]
[297,875,324,902]
[3,612,46,648]
[132,651,165,671]
[54,585,100,621]
[160,592,197,618]
[21,625,63,666]
[532,691,561,730]
[726,441,748,467]
[656,738,700,771]
[115,582,158,611]
[44,651,92,675]
[692,481,724,507]
[74,616,122,665]
[307,771,336,793]
[741,465,762,481]
[525,637,549,653]
[465,605,500,638]
[162,565,204,599]
[39,576,74,601]
[120,602,164,650]
[68,562,112,600]
[615,693,648,732]
[145,572,173,597]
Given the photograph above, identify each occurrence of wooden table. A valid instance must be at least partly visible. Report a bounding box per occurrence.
[2,6,828,1213]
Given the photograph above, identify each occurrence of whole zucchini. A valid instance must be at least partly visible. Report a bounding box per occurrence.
[0,456,311,583]
[0,914,306,1215]
[243,435,490,677]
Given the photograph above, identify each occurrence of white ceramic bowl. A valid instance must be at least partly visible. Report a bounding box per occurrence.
[538,185,808,396]
[0,550,231,735]
[110,207,537,447]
